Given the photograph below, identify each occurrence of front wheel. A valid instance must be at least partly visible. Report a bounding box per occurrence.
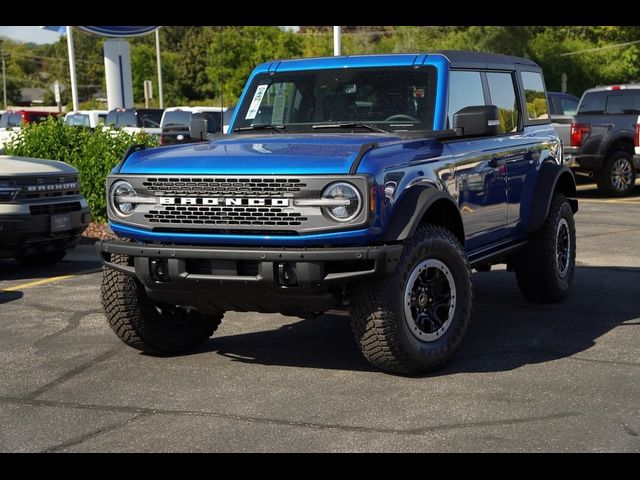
[515,193,576,302]
[349,225,473,375]
[101,254,223,354]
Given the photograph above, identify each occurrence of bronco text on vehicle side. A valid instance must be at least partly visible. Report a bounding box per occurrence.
[97,51,578,375]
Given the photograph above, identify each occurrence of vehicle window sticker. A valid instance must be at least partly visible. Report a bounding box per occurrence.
[245,84,269,120]
[272,88,287,125]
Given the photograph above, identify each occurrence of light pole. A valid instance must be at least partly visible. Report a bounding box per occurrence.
[155,28,163,108]
[1,41,7,109]
[66,26,79,111]
[333,26,341,56]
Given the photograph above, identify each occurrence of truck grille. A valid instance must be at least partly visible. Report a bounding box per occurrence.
[145,205,308,226]
[16,175,80,200]
[111,174,370,234]
[142,177,308,197]
[29,201,82,215]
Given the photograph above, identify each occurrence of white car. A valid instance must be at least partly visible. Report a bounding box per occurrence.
[64,110,108,128]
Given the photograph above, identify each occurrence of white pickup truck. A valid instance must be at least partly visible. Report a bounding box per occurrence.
[64,110,108,128]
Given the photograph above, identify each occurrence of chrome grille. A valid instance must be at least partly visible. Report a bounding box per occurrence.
[142,177,307,197]
[16,175,80,200]
[145,205,308,226]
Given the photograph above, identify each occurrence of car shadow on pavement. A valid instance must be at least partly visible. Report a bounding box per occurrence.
[0,257,101,282]
[0,290,24,305]
[198,265,640,375]
[575,180,640,199]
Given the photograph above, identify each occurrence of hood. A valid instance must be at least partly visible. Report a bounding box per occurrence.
[0,155,78,176]
[119,133,404,175]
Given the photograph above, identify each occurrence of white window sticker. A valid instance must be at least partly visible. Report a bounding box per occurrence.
[245,84,269,120]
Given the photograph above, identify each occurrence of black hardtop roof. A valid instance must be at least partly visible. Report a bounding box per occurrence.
[432,50,540,70]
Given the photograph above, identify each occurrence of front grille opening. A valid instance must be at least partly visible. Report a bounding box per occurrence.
[185,259,259,277]
[145,205,308,227]
[29,202,81,216]
[325,260,375,275]
[143,177,307,197]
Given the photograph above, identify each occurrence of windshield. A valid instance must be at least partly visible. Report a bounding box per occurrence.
[233,66,437,133]
[138,110,163,128]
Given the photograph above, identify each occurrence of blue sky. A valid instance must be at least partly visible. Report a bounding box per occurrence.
[0,26,63,44]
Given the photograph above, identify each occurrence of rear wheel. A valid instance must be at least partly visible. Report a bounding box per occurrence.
[15,250,67,266]
[515,194,576,302]
[101,254,223,354]
[349,225,473,375]
[596,151,636,197]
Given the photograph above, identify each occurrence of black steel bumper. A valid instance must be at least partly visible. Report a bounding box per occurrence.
[0,209,91,259]
[97,240,403,315]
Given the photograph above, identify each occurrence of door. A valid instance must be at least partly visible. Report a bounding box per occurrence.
[505,71,552,232]
[447,70,509,250]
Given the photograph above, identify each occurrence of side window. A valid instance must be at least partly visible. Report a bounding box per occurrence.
[560,97,578,116]
[486,72,520,133]
[521,71,549,121]
[447,71,485,128]
[105,111,118,127]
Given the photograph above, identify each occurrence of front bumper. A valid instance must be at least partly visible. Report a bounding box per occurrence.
[97,239,403,315]
[0,207,91,258]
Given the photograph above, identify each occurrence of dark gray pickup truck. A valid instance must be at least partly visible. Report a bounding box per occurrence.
[568,85,640,196]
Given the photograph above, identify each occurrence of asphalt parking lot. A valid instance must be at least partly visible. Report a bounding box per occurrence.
[1,181,639,452]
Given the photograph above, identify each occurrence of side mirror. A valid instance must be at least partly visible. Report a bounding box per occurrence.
[453,105,500,137]
[189,113,210,141]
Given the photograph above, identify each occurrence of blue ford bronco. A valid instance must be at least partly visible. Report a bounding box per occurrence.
[98,51,578,374]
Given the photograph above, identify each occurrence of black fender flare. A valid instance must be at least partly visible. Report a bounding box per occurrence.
[525,163,577,234]
[602,132,634,157]
[382,186,464,243]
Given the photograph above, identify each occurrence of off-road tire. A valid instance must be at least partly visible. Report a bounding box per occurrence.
[101,254,223,354]
[350,224,473,375]
[15,250,67,266]
[515,194,576,303]
[596,150,636,197]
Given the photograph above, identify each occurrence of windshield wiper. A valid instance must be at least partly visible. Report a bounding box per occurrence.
[233,124,286,133]
[312,122,389,133]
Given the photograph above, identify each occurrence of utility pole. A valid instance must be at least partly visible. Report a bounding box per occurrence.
[0,40,7,109]
[333,26,341,56]
[2,51,7,110]
[155,28,163,108]
[66,26,79,111]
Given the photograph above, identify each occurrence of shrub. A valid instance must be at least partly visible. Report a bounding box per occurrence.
[3,118,159,222]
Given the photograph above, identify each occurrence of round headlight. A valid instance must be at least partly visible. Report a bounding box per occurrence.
[110,180,136,217]
[321,182,362,222]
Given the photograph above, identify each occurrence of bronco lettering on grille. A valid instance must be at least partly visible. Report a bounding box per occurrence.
[158,197,290,207]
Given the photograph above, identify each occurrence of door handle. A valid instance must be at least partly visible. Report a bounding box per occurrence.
[490,157,506,168]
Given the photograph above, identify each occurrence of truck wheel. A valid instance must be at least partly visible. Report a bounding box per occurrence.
[350,225,473,375]
[14,250,67,266]
[101,254,223,354]
[596,151,636,197]
[515,194,576,303]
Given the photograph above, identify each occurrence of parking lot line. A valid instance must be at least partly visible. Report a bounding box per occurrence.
[578,198,640,204]
[1,269,101,292]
